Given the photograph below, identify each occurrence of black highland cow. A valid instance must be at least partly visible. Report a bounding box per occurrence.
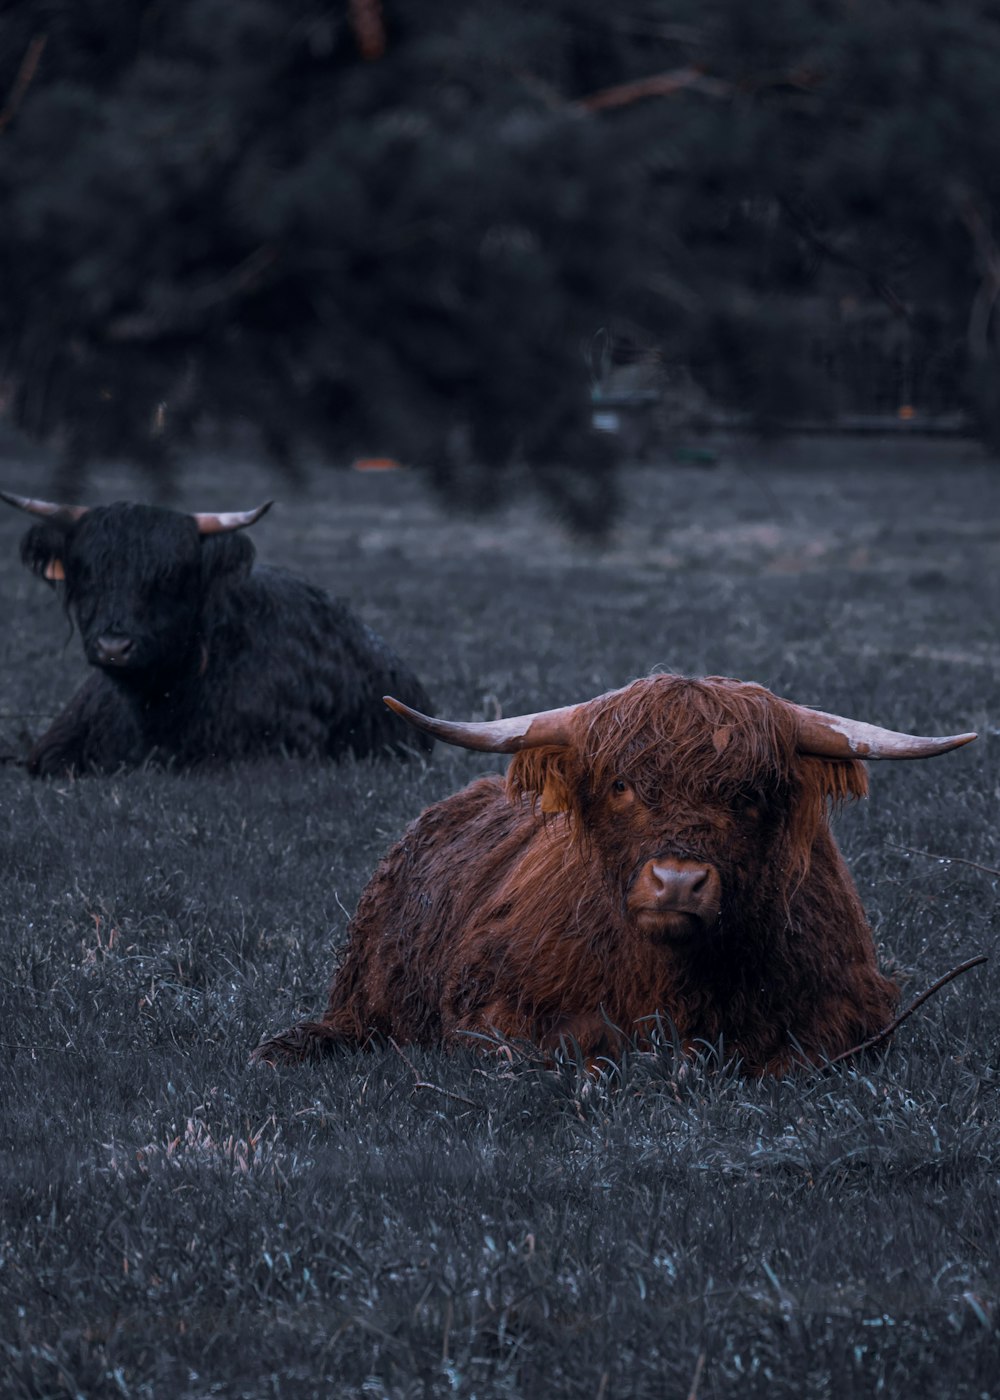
[1,492,433,775]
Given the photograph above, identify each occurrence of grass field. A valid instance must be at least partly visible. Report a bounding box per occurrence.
[0,435,998,1398]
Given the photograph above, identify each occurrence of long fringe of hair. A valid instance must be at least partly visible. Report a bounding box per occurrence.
[506,675,868,883]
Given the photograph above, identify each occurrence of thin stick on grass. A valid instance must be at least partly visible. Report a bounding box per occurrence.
[827,955,988,1067]
[388,1037,481,1109]
[887,843,1000,879]
[687,1350,707,1400]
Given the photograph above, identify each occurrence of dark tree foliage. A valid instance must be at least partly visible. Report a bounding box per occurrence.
[2,1,1000,527]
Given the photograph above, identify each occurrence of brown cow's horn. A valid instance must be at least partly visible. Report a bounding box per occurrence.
[383,696,580,752]
[191,501,273,535]
[0,490,89,523]
[792,705,977,760]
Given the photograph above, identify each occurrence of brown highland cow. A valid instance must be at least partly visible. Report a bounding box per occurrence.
[255,674,975,1075]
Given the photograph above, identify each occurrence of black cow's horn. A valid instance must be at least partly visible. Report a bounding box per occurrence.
[791,705,977,760]
[384,696,580,752]
[0,491,89,523]
[191,501,273,535]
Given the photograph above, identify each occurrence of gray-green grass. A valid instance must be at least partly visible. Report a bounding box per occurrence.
[0,436,997,1398]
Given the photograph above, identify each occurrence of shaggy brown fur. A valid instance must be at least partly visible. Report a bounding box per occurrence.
[255,675,900,1075]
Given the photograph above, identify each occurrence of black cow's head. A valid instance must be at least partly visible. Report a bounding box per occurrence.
[2,493,271,679]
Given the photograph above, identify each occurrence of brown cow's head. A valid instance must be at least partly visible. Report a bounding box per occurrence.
[385,676,975,947]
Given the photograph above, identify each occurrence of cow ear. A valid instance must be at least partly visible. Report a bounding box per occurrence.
[785,757,871,888]
[19,522,69,587]
[810,757,869,806]
[539,764,574,814]
[198,531,256,585]
[507,745,576,815]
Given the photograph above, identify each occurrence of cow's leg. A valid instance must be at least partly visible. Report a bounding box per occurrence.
[782,972,900,1074]
[448,1006,630,1079]
[447,1004,618,1059]
[28,673,144,777]
[28,689,98,777]
[546,1010,625,1058]
[447,1002,539,1055]
[250,1009,364,1065]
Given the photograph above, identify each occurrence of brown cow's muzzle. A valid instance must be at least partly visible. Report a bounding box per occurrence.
[628,857,722,942]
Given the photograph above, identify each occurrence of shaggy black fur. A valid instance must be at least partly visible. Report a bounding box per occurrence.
[13,502,432,775]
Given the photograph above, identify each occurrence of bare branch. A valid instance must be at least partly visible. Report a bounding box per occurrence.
[106,245,278,343]
[779,196,910,320]
[387,1038,481,1109]
[952,189,1000,362]
[887,843,1000,879]
[577,66,732,113]
[687,1350,707,1400]
[348,0,386,62]
[0,34,47,136]
[827,955,988,1067]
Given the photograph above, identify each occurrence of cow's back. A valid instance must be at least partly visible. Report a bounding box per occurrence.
[180,564,431,764]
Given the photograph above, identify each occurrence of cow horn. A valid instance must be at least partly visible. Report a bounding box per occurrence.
[792,705,977,760]
[383,696,580,752]
[191,501,273,534]
[0,490,89,523]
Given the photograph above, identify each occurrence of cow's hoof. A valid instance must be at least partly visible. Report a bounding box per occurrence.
[249,1020,340,1066]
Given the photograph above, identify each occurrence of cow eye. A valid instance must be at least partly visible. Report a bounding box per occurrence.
[611,778,630,796]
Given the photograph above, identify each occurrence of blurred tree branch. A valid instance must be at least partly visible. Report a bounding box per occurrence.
[1,1,999,521]
[0,33,46,135]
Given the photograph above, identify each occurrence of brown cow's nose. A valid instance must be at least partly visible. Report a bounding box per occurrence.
[94,634,135,666]
[631,856,722,929]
